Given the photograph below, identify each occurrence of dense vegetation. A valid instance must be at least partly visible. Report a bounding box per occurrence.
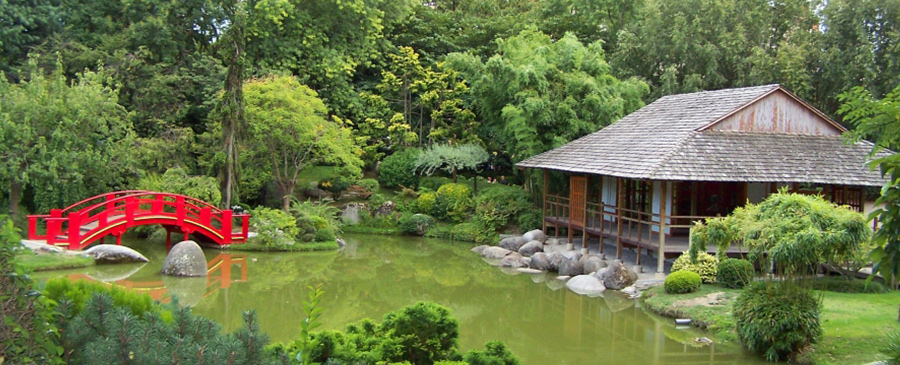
[3,0,900,217]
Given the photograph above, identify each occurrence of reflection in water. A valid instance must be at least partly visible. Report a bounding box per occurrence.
[41,235,765,364]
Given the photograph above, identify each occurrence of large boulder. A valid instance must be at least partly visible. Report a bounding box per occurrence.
[481,246,513,259]
[374,201,396,217]
[529,252,553,271]
[558,259,584,276]
[547,252,570,272]
[580,255,608,274]
[522,229,547,243]
[498,253,528,268]
[471,245,489,255]
[601,262,638,290]
[518,240,543,257]
[340,203,367,225]
[161,241,207,277]
[85,244,149,264]
[565,275,606,296]
[498,236,528,251]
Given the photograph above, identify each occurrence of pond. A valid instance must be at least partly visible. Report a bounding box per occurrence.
[36,234,766,364]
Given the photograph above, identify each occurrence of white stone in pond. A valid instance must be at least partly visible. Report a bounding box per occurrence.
[481,246,513,259]
[566,275,606,296]
[556,275,571,281]
[522,229,547,243]
[498,253,528,268]
[592,268,609,279]
[517,268,543,274]
[471,245,489,254]
[518,240,543,257]
[498,236,528,251]
[621,285,638,296]
[85,244,149,264]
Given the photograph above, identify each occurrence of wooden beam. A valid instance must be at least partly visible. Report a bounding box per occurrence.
[542,169,548,233]
[583,175,589,249]
[616,178,624,259]
[658,181,668,274]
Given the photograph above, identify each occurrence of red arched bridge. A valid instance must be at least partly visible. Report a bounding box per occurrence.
[27,191,250,250]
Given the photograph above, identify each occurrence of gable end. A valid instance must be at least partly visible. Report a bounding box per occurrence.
[700,87,846,136]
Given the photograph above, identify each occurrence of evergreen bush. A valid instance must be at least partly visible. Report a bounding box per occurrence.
[474,185,532,231]
[379,148,421,188]
[672,252,719,283]
[356,178,380,193]
[399,213,435,236]
[314,228,336,242]
[436,183,474,222]
[734,281,822,362]
[44,278,157,317]
[420,176,452,191]
[516,210,543,232]
[250,207,299,246]
[882,331,900,365]
[664,270,702,294]
[463,341,520,365]
[416,192,438,215]
[717,258,755,289]
[806,276,888,293]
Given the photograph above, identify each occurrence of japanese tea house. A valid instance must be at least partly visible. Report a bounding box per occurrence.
[516,84,890,274]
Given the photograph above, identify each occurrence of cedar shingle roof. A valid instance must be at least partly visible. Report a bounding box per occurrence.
[516,85,890,186]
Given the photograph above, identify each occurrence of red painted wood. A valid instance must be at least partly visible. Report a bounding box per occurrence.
[26,191,250,249]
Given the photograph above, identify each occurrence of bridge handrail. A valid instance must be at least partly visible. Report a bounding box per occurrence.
[58,190,154,214]
[73,191,224,217]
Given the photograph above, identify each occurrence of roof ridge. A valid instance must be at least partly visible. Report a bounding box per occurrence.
[646,131,699,179]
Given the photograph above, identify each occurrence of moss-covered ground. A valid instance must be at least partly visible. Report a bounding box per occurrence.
[16,251,95,271]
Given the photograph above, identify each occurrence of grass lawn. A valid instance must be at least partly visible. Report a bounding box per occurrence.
[16,252,95,271]
[642,284,900,364]
[342,225,402,235]
[228,240,339,252]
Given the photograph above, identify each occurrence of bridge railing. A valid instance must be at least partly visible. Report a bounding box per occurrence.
[28,191,250,248]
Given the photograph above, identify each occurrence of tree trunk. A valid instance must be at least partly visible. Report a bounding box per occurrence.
[452,167,458,183]
[9,181,21,216]
[282,185,294,212]
[221,3,246,209]
[473,175,478,194]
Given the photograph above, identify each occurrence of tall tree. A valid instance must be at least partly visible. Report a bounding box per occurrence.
[0,60,134,214]
[218,0,247,208]
[242,76,362,211]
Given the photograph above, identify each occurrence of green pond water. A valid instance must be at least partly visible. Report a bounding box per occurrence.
[36,234,766,364]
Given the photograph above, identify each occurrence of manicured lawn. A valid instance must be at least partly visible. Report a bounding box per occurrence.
[16,252,95,271]
[642,284,900,364]
[228,240,340,252]
[342,225,402,235]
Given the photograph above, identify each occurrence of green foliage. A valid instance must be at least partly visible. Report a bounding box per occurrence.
[516,210,544,232]
[447,29,647,163]
[882,331,900,365]
[416,144,489,182]
[435,183,474,222]
[319,175,353,199]
[420,176,453,192]
[839,84,900,287]
[0,60,134,214]
[416,192,438,215]
[356,178,380,193]
[805,277,888,294]
[664,271,702,294]
[672,252,718,284]
[380,148,423,189]
[399,213,436,236]
[136,167,222,205]
[734,281,822,362]
[475,185,533,231]
[250,207,299,247]
[379,302,460,364]
[717,259,755,289]
[243,75,362,210]
[298,284,324,365]
[0,218,63,363]
[450,223,495,244]
[59,293,270,364]
[290,199,343,240]
[689,190,870,278]
[463,341,520,365]
[43,278,156,318]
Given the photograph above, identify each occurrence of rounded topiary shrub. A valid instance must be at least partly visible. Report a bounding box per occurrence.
[378,148,421,188]
[734,281,822,362]
[356,178,380,193]
[314,228,336,242]
[416,192,437,215]
[672,252,719,284]
[435,183,473,222]
[664,270,702,294]
[718,258,755,289]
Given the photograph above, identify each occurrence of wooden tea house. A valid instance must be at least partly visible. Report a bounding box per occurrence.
[516,84,890,274]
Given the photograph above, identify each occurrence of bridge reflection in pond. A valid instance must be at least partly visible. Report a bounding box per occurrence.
[40,235,765,364]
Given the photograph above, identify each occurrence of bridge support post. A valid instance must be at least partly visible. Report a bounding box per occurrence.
[183,231,189,242]
[116,234,122,246]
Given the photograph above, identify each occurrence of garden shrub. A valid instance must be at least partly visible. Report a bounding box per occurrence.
[474,185,532,231]
[464,341,520,365]
[664,270,702,294]
[44,278,156,317]
[436,183,474,222]
[399,213,435,236]
[717,258,755,289]
[420,176,452,192]
[882,331,900,365]
[734,281,822,362]
[672,252,718,284]
[517,209,543,232]
[250,207,299,246]
[319,174,352,199]
[379,148,421,188]
[806,276,887,293]
[417,192,437,215]
[356,178,380,193]
[449,222,495,243]
[314,228,336,242]
[0,219,62,363]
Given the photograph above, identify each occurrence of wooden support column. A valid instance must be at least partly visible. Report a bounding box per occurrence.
[616,178,624,259]
[582,175,589,249]
[599,176,604,254]
[542,169,548,233]
[658,181,668,274]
